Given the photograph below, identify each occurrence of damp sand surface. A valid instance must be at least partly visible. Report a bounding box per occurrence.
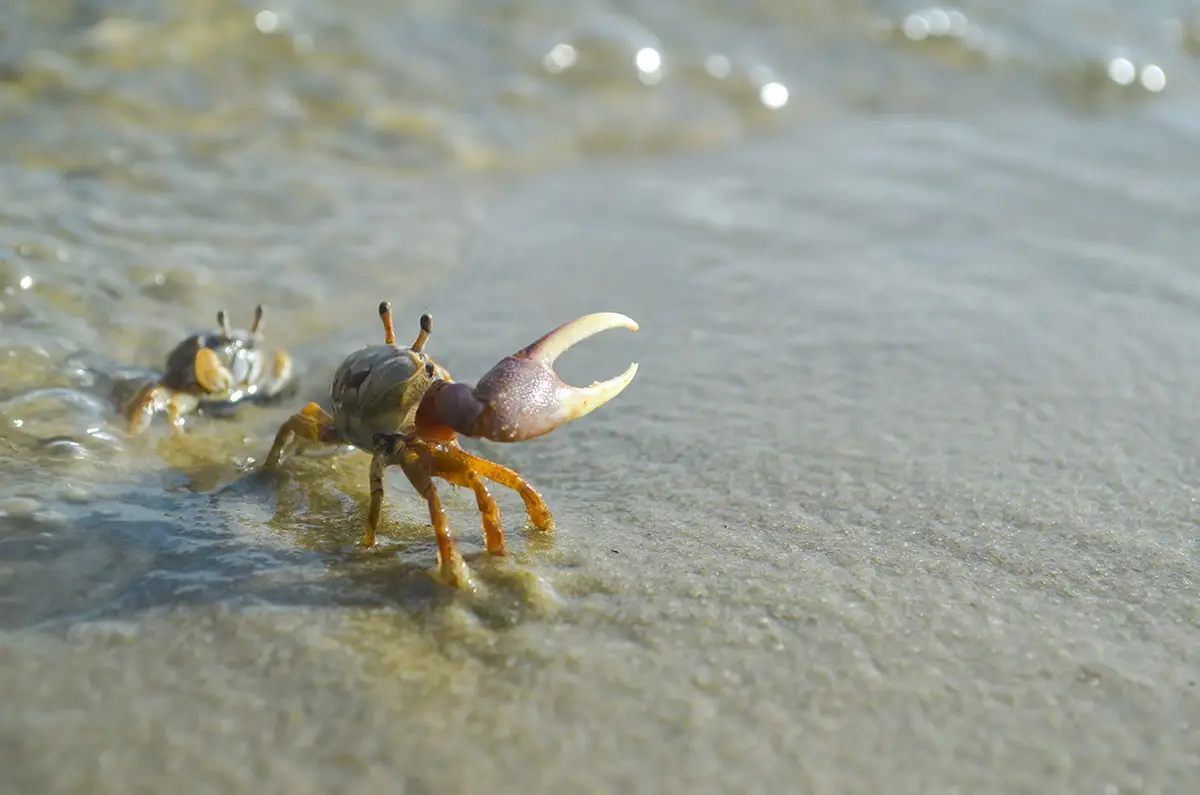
[2,1,1200,793]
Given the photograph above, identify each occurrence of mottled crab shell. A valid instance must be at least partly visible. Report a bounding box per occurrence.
[329,344,445,451]
[160,329,266,399]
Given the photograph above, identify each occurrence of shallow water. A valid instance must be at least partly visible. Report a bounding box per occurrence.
[2,1,1200,793]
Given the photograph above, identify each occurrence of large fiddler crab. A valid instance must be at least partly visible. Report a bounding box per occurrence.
[262,301,639,588]
[125,304,296,433]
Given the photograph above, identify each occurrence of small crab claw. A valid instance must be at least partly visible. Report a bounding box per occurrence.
[428,312,639,442]
[194,347,233,393]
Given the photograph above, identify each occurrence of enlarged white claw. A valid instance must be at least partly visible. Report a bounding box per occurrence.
[194,347,233,393]
[520,312,640,365]
[434,311,641,442]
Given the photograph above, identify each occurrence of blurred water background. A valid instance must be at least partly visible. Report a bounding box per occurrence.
[2,1,1199,793]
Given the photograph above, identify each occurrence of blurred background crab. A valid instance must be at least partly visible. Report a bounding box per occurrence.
[124,304,296,434]
[261,301,639,588]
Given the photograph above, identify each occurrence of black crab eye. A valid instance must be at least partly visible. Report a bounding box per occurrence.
[425,361,435,377]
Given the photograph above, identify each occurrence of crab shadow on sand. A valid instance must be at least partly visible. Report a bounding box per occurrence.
[0,405,568,637]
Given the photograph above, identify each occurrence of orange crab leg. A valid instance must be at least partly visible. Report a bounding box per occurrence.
[262,402,341,469]
[363,448,507,556]
[126,383,168,434]
[369,434,552,559]
[125,383,199,433]
[465,471,506,555]
[432,442,553,532]
[394,449,468,587]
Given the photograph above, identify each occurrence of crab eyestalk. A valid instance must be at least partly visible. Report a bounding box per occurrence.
[426,312,639,442]
[379,301,397,345]
[412,313,433,353]
[378,302,433,351]
[250,304,265,335]
[216,310,231,340]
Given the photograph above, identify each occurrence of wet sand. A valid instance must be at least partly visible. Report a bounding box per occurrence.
[4,114,1199,794]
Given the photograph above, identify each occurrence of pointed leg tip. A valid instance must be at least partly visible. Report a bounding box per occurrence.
[433,556,475,591]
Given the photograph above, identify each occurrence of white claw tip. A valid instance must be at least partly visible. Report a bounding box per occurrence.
[558,361,639,423]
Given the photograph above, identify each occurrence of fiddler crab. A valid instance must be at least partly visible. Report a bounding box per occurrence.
[125,304,296,433]
[261,301,639,588]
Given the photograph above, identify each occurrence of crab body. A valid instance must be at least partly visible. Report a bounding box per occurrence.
[262,302,638,588]
[125,304,296,433]
[328,343,447,450]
